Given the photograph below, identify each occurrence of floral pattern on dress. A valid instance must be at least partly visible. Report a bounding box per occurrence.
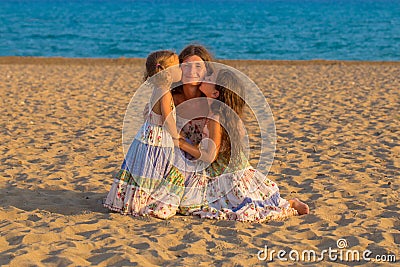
[179,112,298,223]
[181,118,206,145]
[104,102,184,219]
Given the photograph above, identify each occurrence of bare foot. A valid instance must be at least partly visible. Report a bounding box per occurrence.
[289,198,310,215]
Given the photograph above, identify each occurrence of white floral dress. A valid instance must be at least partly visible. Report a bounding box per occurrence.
[180,113,298,222]
[103,97,185,219]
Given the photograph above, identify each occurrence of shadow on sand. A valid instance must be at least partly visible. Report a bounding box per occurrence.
[0,185,108,215]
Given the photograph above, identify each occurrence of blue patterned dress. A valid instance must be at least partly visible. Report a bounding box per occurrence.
[103,97,185,219]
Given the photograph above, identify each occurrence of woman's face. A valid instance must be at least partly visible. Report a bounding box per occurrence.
[180,55,207,86]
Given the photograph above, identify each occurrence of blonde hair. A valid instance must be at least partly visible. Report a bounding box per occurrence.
[144,50,177,81]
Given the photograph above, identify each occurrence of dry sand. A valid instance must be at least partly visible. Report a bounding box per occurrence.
[0,57,399,266]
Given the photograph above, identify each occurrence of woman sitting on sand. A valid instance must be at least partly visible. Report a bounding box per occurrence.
[177,69,310,222]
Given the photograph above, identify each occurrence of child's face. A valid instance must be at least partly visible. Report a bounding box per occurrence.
[167,55,182,83]
[199,73,219,98]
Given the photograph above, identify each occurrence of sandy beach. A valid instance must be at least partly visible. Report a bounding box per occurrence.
[0,57,399,266]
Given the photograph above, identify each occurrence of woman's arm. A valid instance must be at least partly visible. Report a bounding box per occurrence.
[178,118,222,163]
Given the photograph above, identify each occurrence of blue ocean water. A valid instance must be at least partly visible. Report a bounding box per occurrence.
[1,0,399,60]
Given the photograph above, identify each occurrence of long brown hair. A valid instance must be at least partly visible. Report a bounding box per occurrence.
[211,69,246,166]
[144,50,176,81]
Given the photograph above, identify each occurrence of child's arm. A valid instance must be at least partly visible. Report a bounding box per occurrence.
[178,118,222,163]
[150,72,180,141]
[142,102,149,122]
[160,90,180,140]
